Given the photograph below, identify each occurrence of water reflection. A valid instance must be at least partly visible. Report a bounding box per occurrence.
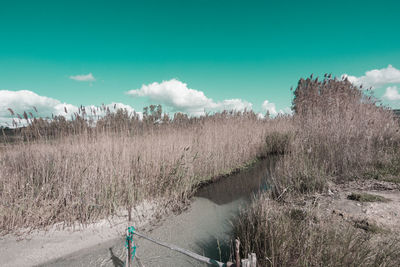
[195,157,275,205]
[193,157,277,264]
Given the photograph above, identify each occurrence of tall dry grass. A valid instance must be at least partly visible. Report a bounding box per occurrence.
[272,76,400,196]
[233,76,400,266]
[234,195,400,267]
[0,109,293,233]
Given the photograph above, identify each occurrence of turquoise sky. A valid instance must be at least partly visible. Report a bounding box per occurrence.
[1,0,400,116]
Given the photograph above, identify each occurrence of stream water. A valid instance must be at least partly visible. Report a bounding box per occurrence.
[42,158,275,267]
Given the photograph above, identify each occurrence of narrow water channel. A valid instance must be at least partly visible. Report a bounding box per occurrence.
[42,157,275,267]
[193,157,274,263]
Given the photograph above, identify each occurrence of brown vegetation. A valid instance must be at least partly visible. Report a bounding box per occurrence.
[0,109,292,234]
[234,76,400,266]
[271,76,400,197]
[2,75,400,265]
[234,195,400,267]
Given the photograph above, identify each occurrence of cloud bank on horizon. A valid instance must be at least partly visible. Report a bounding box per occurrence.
[383,86,400,101]
[0,90,136,127]
[342,65,400,102]
[5,64,400,128]
[127,79,253,116]
[261,100,292,116]
[0,78,294,127]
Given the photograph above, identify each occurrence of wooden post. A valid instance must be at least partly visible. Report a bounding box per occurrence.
[241,258,250,267]
[128,206,132,222]
[127,206,132,267]
[126,229,132,267]
[239,253,257,267]
[250,253,257,267]
[235,239,240,267]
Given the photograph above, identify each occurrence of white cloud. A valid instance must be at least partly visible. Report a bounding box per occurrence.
[280,107,293,115]
[0,90,136,127]
[69,73,96,82]
[0,90,74,126]
[127,79,252,116]
[81,102,138,117]
[257,113,264,119]
[87,102,142,120]
[261,100,277,116]
[342,65,400,89]
[383,86,400,101]
[261,100,292,118]
[219,99,252,112]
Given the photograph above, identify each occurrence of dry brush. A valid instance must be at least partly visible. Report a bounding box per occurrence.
[0,110,292,233]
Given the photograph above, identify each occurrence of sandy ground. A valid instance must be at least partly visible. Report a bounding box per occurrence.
[0,200,162,267]
[40,196,247,267]
[316,180,400,232]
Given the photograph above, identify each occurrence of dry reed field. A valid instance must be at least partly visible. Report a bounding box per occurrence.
[2,75,400,266]
[0,109,292,234]
[234,195,400,267]
[234,76,400,266]
[272,76,400,197]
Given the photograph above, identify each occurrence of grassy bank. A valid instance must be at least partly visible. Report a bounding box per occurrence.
[0,110,292,234]
[234,195,400,266]
[233,76,400,266]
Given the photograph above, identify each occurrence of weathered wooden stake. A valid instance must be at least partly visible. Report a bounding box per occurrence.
[235,239,240,267]
[241,258,249,267]
[250,253,257,267]
[126,229,132,267]
[240,252,257,267]
[127,206,132,267]
[128,206,132,222]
